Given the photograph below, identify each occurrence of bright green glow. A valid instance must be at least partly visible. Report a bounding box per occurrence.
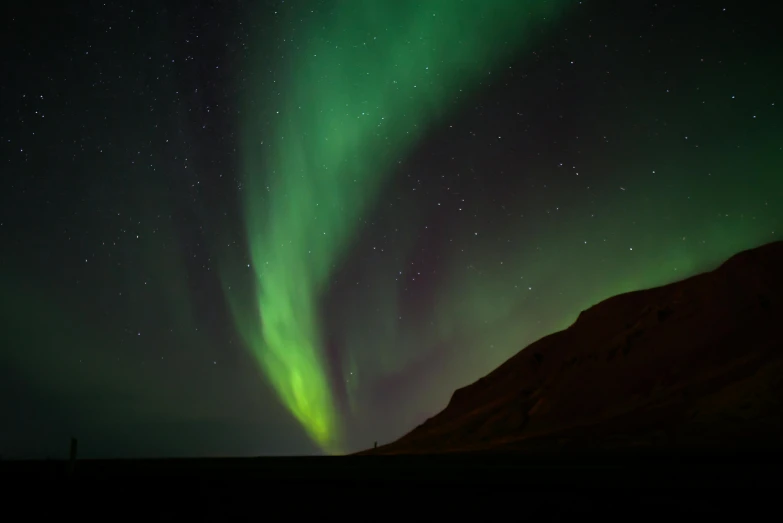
[231,1,569,451]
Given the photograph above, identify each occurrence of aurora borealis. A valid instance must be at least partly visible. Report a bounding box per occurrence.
[228,0,569,453]
[1,0,781,458]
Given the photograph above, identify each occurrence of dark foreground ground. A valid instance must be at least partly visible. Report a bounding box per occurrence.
[3,451,781,485]
[2,452,781,518]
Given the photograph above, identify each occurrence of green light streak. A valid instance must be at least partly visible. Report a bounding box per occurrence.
[231,1,569,452]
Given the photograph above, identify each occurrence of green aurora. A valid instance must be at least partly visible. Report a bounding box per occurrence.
[227,1,569,452]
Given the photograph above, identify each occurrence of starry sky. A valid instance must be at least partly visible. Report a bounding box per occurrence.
[1,0,780,458]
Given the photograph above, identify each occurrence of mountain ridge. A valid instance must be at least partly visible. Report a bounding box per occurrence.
[360,241,783,455]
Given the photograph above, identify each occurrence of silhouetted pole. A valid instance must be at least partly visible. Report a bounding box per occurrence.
[374,441,378,449]
[68,437,78,477]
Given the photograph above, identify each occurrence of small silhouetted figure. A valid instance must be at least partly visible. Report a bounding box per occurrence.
[68,437,78,477]
[374,441,378,449]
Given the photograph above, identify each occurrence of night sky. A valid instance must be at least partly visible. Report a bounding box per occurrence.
[1,0,780,458]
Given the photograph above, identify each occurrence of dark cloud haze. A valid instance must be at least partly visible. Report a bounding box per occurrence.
[1,0,781,458]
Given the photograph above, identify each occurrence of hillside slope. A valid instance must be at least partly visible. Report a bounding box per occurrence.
[364,241,783,455]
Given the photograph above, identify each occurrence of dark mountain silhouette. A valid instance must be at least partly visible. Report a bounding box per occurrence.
[362,241,783,455]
